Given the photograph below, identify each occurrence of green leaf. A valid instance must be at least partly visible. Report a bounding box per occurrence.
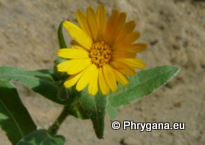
[0,66,71,105]
[68,90,107,139]
[58,20,68,49]
[0,113,8,120]
[0,80,36,145]
[17,129,65,145]
[109,65,180,108]
[107,103,118,120]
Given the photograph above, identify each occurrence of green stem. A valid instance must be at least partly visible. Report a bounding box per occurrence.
[48,106,69,136]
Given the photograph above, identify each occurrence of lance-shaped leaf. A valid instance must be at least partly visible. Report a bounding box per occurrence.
[107,103,118,120]
[58,20,68,49]
[67,90,107,139]
[17,129,65,145]
[0,80,36,145]
[108,65,180,108]
[0,66,72,105]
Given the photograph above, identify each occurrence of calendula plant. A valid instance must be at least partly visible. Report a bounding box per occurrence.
[0,5,179,145]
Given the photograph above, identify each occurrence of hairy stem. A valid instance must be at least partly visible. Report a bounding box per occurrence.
[48,106,69,136]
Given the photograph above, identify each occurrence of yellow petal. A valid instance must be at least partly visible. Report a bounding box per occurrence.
[76,10,92,36]
[57,59,91,75]
[126,32,140,44]
[76,64,96,91]
[110,60,136,76]
[88,67,99,96]
[103,10,120,42]
[123,20,136,33]
[116,12,127,31]
[99,67,109,95]
[110,12,127,42]
[113,20,136,49]
[63,21,92,50]
[87,7,98,41]
[112,69,129,86]
[127,43,148,53]
[112,50,136,58]
[114,32,140,49]
[117,43,147,53]
[122,58,146,69]
[103,64,117,92]
[70,40,87,51]
[57,48,89,59]
[64,72,84,88]
[96,5,107,40]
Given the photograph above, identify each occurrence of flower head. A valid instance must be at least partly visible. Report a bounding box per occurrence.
[57,5,147,96]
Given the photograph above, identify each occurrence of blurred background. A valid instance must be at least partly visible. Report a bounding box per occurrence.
[0,0,204,145]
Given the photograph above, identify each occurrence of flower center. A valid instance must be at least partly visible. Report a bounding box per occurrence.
[89,41,112,68]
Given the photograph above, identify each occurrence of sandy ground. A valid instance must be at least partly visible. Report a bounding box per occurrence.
[0,0,205,145]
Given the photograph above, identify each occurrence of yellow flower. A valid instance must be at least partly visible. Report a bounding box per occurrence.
[57,5,147,96]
